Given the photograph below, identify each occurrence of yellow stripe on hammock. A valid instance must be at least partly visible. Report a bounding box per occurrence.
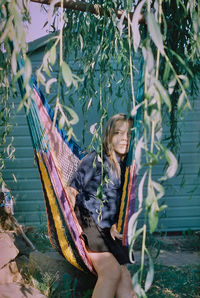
[117,167,129,233]
[37,153,83,271]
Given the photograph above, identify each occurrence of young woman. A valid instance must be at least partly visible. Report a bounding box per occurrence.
[67,114,136,298]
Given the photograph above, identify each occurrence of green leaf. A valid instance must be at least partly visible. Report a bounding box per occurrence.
[144,248,154,291]
[58,116,65,130]
[24,57,32,85]
[149,203,159,233]
[135,137,145,172]
[154,79,171,111]
[66,126,74,141]
[178,75,190,89]
[151,180,165,200]
[79,34,84,50]
[62,62,73,87]
[46,78,57,94]
[138,171,147,208]
[66,107,79,125]
[131,0,146,52]
[11,51,17,74]
[132,271,148,298]
[159,148,178,181]
[129,223,143,249]
[159,204,168,212]
[147,12,165,56]
[168,77,176,95]
[146,184,155,208]
[90,123,98,135]
[42,52,51,77]
[163,61,170,82]
[169,49,193,77]
[49,45,56,65]
[146,151,158,166]
[165,149,178,178]
[36,69,46,85]
[48,0,60,27]
[177,92,185,110]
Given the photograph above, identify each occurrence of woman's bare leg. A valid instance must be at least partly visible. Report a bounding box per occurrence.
[116,265,137,298]
[88,251,121,298]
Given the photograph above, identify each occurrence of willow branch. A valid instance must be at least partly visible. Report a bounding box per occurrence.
[30,0,145,24]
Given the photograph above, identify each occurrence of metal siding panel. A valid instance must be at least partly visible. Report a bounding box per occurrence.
[159,98,200,231]
[2,44,200,231]
[2,92,46,227]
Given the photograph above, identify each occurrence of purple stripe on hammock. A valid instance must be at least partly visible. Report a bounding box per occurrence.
[42,150,94,272]
[128,165,137,220]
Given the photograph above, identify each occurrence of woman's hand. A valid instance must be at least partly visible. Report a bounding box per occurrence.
[110,223,123,241]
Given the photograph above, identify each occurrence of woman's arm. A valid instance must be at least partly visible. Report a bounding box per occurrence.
[66,186,79,209]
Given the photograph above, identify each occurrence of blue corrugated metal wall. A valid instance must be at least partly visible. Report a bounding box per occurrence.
[2,35,200,230]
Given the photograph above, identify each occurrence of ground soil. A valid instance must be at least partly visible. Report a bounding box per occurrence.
[133,232,200,267]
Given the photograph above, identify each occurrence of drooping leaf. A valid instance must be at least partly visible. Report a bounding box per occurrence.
[168,77,176,95]
[24,57,32,85]
[66,106,79,125]
[90,123,98,135]
[49,45,57,65]
[48,0,60,28]
[62,61,73,87]
[131,0,146,52]
[147,12,165,55]
[159,149,178,180]
[178,75,190,89]
[128,220,143,248]
[11,51,17,74]
[148,202,159,233]
[154,79,171,111]
[135,136,145,172]
[59,115,65,130]
[144,248,154,291]
[177,92,185,110]
[138,171,147,208]
[46,78,57,94]
[165,149,178,178]
[151,180,165,200]
[132,270,148,298]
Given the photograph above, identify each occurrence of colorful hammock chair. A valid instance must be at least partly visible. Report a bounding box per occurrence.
[17,60,143,274]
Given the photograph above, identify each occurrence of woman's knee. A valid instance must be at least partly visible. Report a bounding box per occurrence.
[120,266,133,286]
[89,252,121,281]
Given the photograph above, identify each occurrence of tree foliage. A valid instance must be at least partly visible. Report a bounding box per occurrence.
[0,0,200,295]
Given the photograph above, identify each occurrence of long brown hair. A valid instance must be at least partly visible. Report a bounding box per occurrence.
[103,113,132,177]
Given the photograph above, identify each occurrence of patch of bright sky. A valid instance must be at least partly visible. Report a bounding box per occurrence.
[26,2,62,43]
[26,2,49,42]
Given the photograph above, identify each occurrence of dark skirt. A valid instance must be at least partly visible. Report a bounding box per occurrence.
[75,204,132,265]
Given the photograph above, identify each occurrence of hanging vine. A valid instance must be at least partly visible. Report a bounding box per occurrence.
[0,0,200,296]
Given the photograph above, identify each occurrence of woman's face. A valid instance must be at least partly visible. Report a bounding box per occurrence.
[111,120,132,159]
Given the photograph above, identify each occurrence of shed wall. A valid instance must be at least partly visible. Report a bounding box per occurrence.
[2,42,200,231]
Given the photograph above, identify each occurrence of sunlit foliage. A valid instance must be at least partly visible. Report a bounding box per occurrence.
[0,0,199,295]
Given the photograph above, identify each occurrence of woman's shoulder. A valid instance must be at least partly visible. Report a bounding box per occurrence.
[80,150,111,169]
[82,150,97,161]
[80,150,98,167]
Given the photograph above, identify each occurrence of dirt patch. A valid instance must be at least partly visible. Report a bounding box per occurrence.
[133,232,200,267]
[134,231,200,252]
[154,233,200,252]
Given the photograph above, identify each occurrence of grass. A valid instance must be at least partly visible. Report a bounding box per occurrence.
[26,224,53,252]
[31,263,200,297]
[150,265,200,297]
[128,264,200,298]
[26,226,200,297]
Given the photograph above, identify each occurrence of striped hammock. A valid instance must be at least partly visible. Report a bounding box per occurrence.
[17,62,143,274]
